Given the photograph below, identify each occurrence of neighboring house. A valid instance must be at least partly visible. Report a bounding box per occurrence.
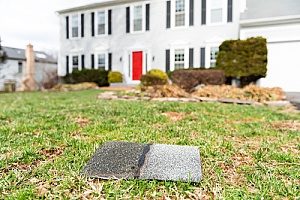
[57,0,300,92]
[0,45,57,91]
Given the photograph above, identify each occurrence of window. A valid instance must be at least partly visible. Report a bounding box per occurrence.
[71,14,79,37]
[174,49,185,69]
[133,5,143,31]
[175,0,185,26]
[210,0,223,23]
[98,54,106,69]
[210,47,219,67]
[72,56,79,69]
[97,11,106,35]
[18,61,23,73]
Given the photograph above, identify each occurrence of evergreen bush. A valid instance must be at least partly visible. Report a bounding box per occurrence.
[108,71,123,83]
[63,69,109,87]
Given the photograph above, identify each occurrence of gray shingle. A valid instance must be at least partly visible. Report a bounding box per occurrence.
[2,46,57,64]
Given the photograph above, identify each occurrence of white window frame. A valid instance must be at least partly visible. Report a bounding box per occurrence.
[209,46,219,68]
[170,46,189,71]
[72,55,80,70]
[70,14,81,38]
[174,49,185,70]
[207,0,228,25]
[171,0,189,29]
[96,10,108,36]
[95,51,109,70]
[130,3,147,33]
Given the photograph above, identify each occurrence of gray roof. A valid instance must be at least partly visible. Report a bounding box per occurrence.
[2,46,57,64]
[241,0,300,20]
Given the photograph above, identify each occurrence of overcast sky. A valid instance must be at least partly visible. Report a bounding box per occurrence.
[0,0,102,52]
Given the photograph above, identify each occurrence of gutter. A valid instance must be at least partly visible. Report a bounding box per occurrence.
[240,15,300,27]
[56,0,146,14]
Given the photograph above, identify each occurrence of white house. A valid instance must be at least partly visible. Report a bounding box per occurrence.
[57,0,300,92]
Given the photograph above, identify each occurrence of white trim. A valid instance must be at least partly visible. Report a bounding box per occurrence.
[70,13,81,39]
[130,2,147,34]
[206,0,228,26]
[240,15,300,27]
[95,50,109,70]
[95,9,109,37]
[170,0,190,29]
[170,45,190,71]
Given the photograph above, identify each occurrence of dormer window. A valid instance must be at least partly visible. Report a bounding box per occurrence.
[71,14,79,38]
[175,0,185,27]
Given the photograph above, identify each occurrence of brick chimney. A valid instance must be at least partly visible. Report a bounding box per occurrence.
[21,44,36,91]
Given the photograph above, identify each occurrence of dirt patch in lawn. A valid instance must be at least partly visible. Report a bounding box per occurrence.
[270,120,300,132]
[74,116,90,127]
[162,112,187,122]
[219,152,254,186]
[39,147,64,160]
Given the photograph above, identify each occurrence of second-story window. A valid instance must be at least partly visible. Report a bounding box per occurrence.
[97,11,106,35]
[175,0,185,27]
[133,5,143,31]
[210,0,223,24]
[71,14,79,38]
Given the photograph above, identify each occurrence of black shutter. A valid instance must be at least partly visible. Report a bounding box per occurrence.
[126,7,130,33]
[228,0,233,22]
[81,55,85,69]
[166,1,171,28]
[108,10,112,35]
[66,16,69,39]
[201,0,206,25]
[189,48,194,68]
[166,49,170,72]
[146,4,150,31]
[66,56,69,75]
[91,54,95,69]
[91,12,95,36]
[108,53,112,71]
[189,0,194,26]
[81,14,84,37]
[200,48,205,68]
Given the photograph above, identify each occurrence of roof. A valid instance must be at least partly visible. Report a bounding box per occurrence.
[2,46,57,64]
[241,0,300,20]
[57,0,145,14]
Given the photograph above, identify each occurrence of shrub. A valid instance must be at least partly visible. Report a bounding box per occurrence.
[140,69,168,86]
[216,37,268,85]
[63,69,109,87]
[147,69,168,81]
[170,69,225,92]
[108,71,123,83]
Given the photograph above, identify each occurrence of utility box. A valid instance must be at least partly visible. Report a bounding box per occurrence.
[4,80,16,92]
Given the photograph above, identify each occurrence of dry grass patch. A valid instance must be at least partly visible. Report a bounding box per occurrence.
[270,120,300,132]
[162,112,187,122]
[74,116,91,127]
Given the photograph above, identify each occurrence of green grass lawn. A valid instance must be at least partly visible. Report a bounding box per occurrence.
[0,90,299,199]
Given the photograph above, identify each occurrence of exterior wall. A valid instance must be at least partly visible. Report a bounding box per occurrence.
[0,60,24,91]
[0,59,57,91]
[240,22,300,92]
[58,0,243,84]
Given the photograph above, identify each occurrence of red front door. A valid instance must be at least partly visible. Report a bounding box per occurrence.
[132,51,143,80]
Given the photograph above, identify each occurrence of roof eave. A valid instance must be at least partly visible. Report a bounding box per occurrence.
[240,14,300,27]
[56,0,145,15]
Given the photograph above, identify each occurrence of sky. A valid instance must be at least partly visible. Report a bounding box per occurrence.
[0,0,102,52]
